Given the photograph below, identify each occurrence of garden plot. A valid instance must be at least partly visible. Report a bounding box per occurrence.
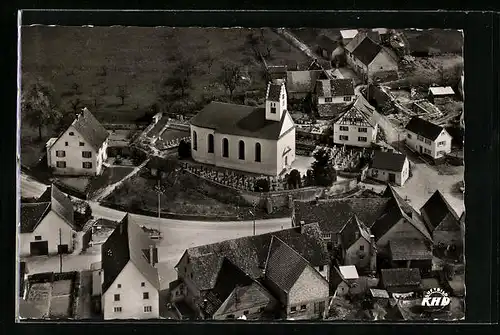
[26,283,52,318]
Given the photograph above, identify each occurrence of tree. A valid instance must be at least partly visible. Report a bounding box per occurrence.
[246,32,262,58]
[287,169,302,189]
[117,85,130,105]
[21,80,62,141]
[71,82,81,95]
[311,148,337,187]
[254,178,270,192]
[219,63,242,101]
[163,59,196,99]
[178,140,191,159]
[69,97,82,113]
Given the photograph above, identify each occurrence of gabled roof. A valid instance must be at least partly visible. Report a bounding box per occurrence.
[405,116,446,141]
[420,190,460,233]
[101,214,160,294]
[317,35,338,53]
[294,198,391,235]
[340,215,372,250]
[266,82,282,101]
[217,281,275,316]
[179,223,329,291]
[51,185,75,227]
[389,238,433,261]
[20,202,51,234]
[371,151,408,172]
[316,78,355,97]
[381,268,421,287]
[286,70,327,94]
[317,104,347,119]
[190,102,293,140]
[333,96,378,127]
[352,37,383,66]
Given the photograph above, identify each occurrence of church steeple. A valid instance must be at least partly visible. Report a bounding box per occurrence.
[265,82,287,122]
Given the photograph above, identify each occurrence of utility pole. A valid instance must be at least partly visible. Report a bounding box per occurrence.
[59,228,62,273]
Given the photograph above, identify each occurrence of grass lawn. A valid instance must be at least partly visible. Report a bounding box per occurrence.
[87,166,135,196]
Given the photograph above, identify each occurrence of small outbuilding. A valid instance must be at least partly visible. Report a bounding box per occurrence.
[369,151,410,186]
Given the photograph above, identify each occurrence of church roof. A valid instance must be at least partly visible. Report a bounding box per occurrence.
[190,102,294,140]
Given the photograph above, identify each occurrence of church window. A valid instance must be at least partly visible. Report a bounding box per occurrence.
[208,134,214,153]
[192,131,198,151]
[255,143,261,162]
[239,140,245,160]
[222,138,229,157]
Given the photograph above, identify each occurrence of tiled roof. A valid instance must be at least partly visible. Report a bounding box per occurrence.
[405,116,445,141]
[267,66,287,74]
[389,238,433,261]
[101,214,160,294]
[340,215,372,250]
[265,236,309,293]
[352,37,382,66]
[294,198,391,235]
[381,268,421,287]
[371,151,407,172]
[182,223,329,291]
[317,35,338,53]
[37,187,52,202]
[316,79,355,97]
[370,288,389,299]
[335,94,377,127]
[286,70,327,94]
[71,108,109,151]
[20,202,51,233]
[317,103,348,119]
[420,190,460,233]
[190,102,291,140]
[267,82,282,101]
[370,198,405,240]
[51,185,75,229]
[217,281,275,316]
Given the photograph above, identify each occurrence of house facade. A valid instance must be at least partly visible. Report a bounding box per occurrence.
[369,151,410,186]
[315,78,356,119]
[190,82,295,176]
[339,216,377,273]
[405,117,452,160]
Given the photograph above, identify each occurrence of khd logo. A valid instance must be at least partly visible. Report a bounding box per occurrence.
[421,288,451,309]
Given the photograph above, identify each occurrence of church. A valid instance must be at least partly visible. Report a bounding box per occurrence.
[189,82,296,176]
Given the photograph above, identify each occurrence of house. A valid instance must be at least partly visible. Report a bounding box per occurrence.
[286,70,328,100]
[380,268,422,294]
[388,238,433,276]
[200,258,277,320]
[420,190,462,252]
[369,151,410,186]
[340,29,359,45]
[404,116,453,160]
[100,214,160,320]
[316,35,343,61]
[189,82,296,176]
[369,288,390,307]
[20,185,82,257]
[371,28,391,43]
[264,236,330,320]
[339,215,377,274]
[330,265,359,298]
[344,33,398,82]
[172,223,330,319]
[315,78,356,119]
[332,95,379,148]
[428,86,455,103]
[46,108,109,176]
[267,65,288,84]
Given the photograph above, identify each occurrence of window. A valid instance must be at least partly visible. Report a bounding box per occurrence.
[141,282,145,287]
[424,139,431,145]
[143,292,149,299]
[325,97,332,103]
[358,127,367,133]
[144,306,152,313]
[417,135,424,141]
[339,135,349,141]
[82,151,92,158]
[56,161,66,168]
[114,294,120,301]
[222,138,229,158]
[271,107,276,114]
[291,306,297,313]
[69,132,74,136]
[56,150,66,157]
[82,162,92,169]
[339,126,349,131]
[255,143,261,162]
[424,148,432,155]
[360,245,365,251]
[35,236,42,241]
[319,265,324,272]
[238,140,245,160]
[437,141,446,147]
[79,142,84,146]
[281,94,285,100]
[358,136,367,142]
[344,96,352,102]
[407,133,412,139]
[117,284,121,288]
[301,305,307,310]
[207,134,214,153]
[192,131,198,150]
[65,142,68,146]
[114,307,122,313]
[244,310,249,315]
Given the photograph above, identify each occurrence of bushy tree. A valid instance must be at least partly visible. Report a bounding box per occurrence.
[312,148,337,187]
[254,178,270,192]
[287,169,302,189]
[117,85,130,105]
[178,140,191,159]
[219,63,242,101]
[163,58,196,99]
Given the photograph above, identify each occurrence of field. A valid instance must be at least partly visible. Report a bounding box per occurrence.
[403,29,463,55]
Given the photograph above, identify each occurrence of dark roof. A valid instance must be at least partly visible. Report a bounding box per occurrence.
[370,198,404,239]
[317,104,347,119]
[352,37,382,66]
[317,35,338,53]
[267,83,282,101]
[286,70,327,94]
[265,236,309,293]
[51,185,75,228]
[389,238,433,261]
[294,198,391,234]
[405,117,445,141]
[340,215,372,250]
[420,190,460,233]
[316,79,355,97]
[217,281,274,316]
[70,108,109,151]
[20,202,51,233]
[101,214,160,294]
[37,187,51,202]
[267,66,287,74]
[181,223,329,291]
[381,268,422,287]
[190,102,291,140]
[202,258,254,317]
[371,151,408,172]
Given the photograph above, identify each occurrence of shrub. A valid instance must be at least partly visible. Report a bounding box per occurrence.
[287,169,302,189]
[312,148,337,187]
[254,178,270,192]
[178,140,191,159]
[130,147,147,165]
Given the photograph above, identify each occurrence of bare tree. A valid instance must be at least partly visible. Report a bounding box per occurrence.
[69,98,82,113]
[162,58,196,98]
[71,82,81,95]
[219,63,242,101]
[117,85,130,105]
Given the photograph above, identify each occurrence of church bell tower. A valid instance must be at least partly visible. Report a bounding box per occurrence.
[265,82,287,122]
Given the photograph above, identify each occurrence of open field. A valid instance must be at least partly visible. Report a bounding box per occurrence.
[403,29,463,55]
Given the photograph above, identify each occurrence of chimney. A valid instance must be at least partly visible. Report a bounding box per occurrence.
[149,245,155,267]
[369,235,377,274]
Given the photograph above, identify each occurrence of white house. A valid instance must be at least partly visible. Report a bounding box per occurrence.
[315,78,356,119]
[428,86,455,103]
[46,107,109,176]
[19,185,79,257]
[404,116,452,160]
[369,151,410,186]
[100,214,160,320]
[189,82,296,176]
[332,95,378,148]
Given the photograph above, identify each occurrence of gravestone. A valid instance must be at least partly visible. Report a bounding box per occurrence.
[266,197,274,214]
